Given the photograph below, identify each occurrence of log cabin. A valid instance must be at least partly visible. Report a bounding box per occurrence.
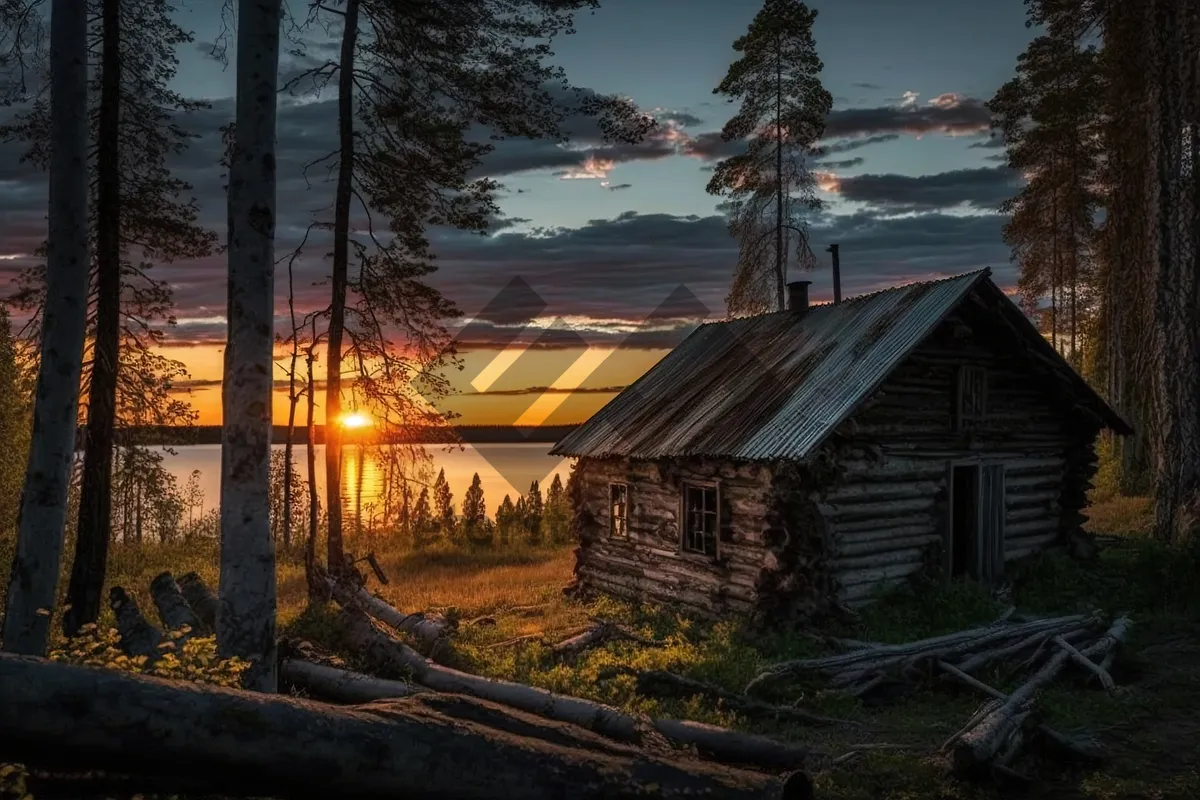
[550,269,1131,621]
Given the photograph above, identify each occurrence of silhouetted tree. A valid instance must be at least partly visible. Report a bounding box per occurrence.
[707,0,832,315]
[1,0,90,656]
[462,472,488,545]
[432,468,454,540]
[523,479,543,545]
[544,473,570,544]
[2,0,218,636]
[412,487,434,549]
[990,29,1103,368]
[496,494,517,546]
[288,0,654,572]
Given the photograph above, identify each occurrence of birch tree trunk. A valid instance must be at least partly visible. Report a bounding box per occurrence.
[324,0,361,576]
[64,0,121,639]
[0,0,91,656]
[219,0,282,691]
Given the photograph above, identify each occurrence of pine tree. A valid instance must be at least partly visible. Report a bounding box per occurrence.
[706,0,832,316]
[461,472,488,545]
[412,487,434,549]
[496,494,516,546]
[543,473,569,544]
[433,468,455,540]
[523,480,544,545]
[989,28,1103,368]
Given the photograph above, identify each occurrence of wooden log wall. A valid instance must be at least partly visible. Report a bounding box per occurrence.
[570,457,775,618]
[822,313,1101,606]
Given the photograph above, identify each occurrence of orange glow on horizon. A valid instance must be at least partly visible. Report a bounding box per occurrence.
[156,343,669,426]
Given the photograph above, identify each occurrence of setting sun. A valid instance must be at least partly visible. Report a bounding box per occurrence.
[341,412,372,429]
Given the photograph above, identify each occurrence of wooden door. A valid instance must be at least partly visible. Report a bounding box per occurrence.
[978,463,1006,582]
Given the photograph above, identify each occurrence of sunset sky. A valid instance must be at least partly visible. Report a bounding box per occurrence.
[0,0,1035,427]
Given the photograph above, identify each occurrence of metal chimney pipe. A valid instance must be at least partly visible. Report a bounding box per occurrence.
[787,281,812,314]
[826,243,842,305]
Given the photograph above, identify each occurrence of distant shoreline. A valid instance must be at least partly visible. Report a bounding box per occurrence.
[101,424,579,447]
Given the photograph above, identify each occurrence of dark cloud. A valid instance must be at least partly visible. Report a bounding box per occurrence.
[1,86,1013,351]
[822,134,900,154]
[653,110,704,128]
[968,133,1005,149]
[815,157,864,170]
[824,93,993,141]
[680,130,741,162]
[831,166,1022,213]
[851,82,883,90]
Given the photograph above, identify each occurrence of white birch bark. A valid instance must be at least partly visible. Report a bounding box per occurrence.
[218,0,283,691]
[0,0,91,656]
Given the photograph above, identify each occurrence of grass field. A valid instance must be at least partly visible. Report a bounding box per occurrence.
[6,495,1200,799]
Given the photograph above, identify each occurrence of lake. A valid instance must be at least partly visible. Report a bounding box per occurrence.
[163,442,574,521]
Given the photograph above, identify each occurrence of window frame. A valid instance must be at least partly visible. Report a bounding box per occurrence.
[609,482,629,539]
[679,480,720,560]
[956,364,988,431]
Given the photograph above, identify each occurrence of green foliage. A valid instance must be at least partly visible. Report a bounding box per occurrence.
[706,0,833,315]
[0,309,29,534]
[48,623,251,689]
[0,762,29,800]
[268,449,309,548]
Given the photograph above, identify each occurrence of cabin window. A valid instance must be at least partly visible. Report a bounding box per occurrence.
[956,365,988,430]
[609,483,629,538]
[681,483,718,558]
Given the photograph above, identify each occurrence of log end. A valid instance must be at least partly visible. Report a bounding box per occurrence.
[781,770,814,800]
[150,571,176,593]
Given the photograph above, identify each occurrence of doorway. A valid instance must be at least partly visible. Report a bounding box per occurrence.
[949,464,979,579]
[946,461,1007,582]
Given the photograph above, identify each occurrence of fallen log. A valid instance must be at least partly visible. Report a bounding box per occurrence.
[107,587,164,662]
[746,613,1095,694]
[281,659,428,703]
[339,607,812,772]
[0,653,811,800]
[1053,636,1115,690]
[550,623,612,656]
[953,625,1090,676]
[176,572,219,631]
[599,666,852,727]
[952,616,1129,773]
[323,573,453,648]
[149,571,204,640]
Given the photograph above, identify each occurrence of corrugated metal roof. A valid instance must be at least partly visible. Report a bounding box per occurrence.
[551,269,1131,461]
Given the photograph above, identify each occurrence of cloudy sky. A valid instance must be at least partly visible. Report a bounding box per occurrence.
[0,0,1032,426]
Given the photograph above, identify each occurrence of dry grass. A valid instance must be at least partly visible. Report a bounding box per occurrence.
[1085,495,1154,538]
